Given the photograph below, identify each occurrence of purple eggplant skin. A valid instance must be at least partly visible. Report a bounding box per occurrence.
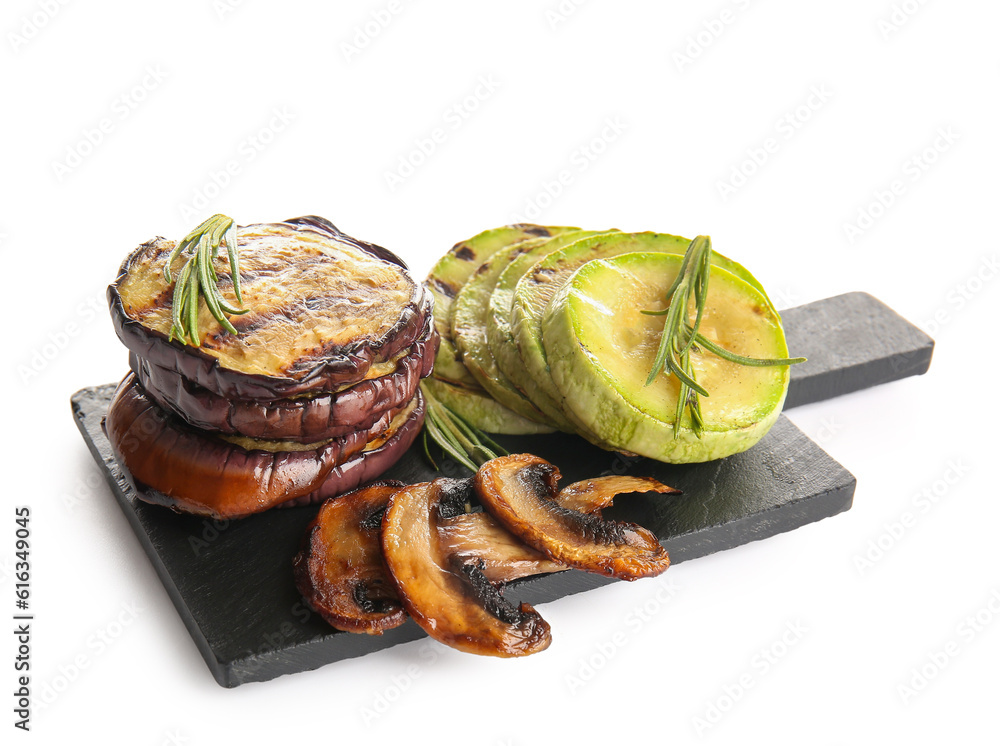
[108,217,433,401]
[278,390,426,508]
[104,372,425,519]
[131,327,438,442]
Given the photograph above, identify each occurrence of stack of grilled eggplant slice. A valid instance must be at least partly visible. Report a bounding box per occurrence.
[104,216,437,519]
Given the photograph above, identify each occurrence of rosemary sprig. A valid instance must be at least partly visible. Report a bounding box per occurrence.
[420,381,508,473]
[165,214,247,346]
[644,235,806,438]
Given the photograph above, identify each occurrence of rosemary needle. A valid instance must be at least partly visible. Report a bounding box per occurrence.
[165,214,248,346]
[644,235,806,438]
[420,381,508,473]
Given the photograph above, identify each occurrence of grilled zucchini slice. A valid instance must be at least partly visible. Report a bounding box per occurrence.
[451,236,560,426]
[542,252,791,462]
[419,378,554,435]
[487,229,619,427]
[426,223,578,386]
[510,232,772,429]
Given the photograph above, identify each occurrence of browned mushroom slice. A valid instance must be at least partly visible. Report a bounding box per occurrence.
[293,481,407,634]
[381,478,552,657]
[437,512,564,583]
[555,475,681,514]
[439,474,678,583]
[474,454,671,581]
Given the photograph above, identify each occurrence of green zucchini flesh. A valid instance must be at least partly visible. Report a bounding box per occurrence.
[426,224,577,386]
[542,252,791,462]
[451,237,557,425]
[487,229,619,428]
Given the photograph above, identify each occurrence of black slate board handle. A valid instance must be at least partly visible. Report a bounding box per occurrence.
[782,291,934,408]
[70,291,932,686]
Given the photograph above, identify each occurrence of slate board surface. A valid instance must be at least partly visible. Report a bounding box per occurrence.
[71,292,933,687]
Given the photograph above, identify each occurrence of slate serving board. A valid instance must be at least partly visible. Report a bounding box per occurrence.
[71,292,933,687]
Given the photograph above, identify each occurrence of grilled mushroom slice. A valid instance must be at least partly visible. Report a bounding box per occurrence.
[104,373,424,518]
[436,512,564,583]
[474,454,671,581]
[555,475,680,514]
[131,327,437,442]
[381,478,552,657]
[109,216,432,400]
[440,474,679,582]
[293,481,407,634]
[300,471,677,633]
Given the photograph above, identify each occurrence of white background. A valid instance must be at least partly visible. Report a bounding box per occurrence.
[3,0,998,742]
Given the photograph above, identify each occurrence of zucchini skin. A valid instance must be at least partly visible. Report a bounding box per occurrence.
[510,232,777,440]
[426,224,578,386]
[420,378,554,435]
[109,216,432,400]
[487,229,618,429]
[541,252,790,463]
[451,237,559,427]
[510,233,691,428]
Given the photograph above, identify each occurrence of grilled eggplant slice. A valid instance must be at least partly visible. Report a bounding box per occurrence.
[131,326,437,442]
[109,216,431,400]
[286,391,425,507]
[381,478,552,657]
[293,481,408,634]
[474,454,671,581]
[104,373,423,518]
[543,252,792,462]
